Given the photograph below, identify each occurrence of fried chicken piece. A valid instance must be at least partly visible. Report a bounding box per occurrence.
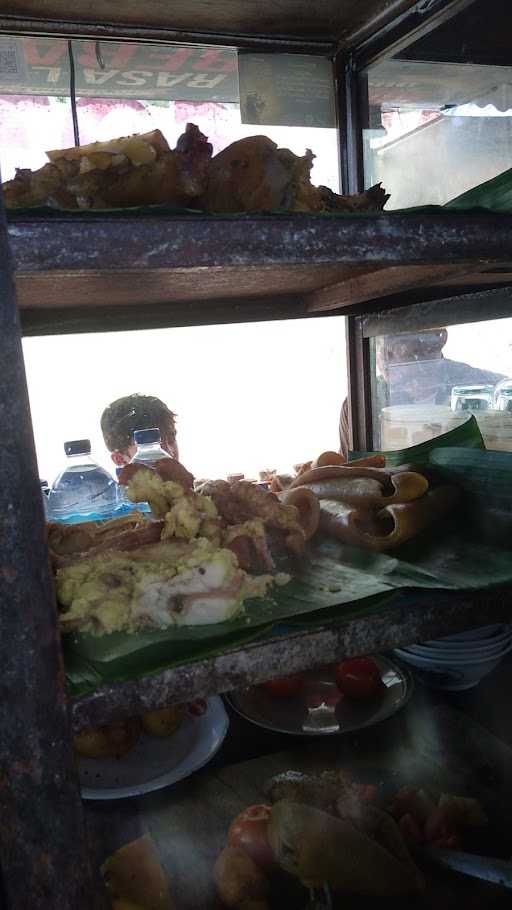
[205,134,390,215]
[2,161,79,209]
[47,512,164,568]
[223,520,275,572]
[200,480,306,558]
[3,123,212,211]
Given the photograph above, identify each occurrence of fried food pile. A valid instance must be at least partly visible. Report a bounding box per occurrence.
[3,125,211,211]
[50,458,315,635]
[213,769,425,909]
[283,450,460,552]
[73,704,187,760]
[3,124,389,214]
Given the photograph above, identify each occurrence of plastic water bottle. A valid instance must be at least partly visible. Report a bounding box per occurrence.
[47,439,117,524]
[131,428,172,466]
[128,428,172,513]
[40,479,49,520]
[115,466,138,515]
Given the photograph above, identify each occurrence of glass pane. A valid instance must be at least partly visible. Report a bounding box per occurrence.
[0,35,339,191]
[22,316,346,484]
[362,58,512,208]
[371,318,512,452]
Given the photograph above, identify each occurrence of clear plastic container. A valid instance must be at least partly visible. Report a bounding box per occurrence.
[114,466,138,515]
[47,439,117,524]
[131,427,172,466]
[128,428,173,513]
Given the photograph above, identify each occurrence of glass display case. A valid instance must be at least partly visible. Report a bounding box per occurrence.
[2,2,512,908]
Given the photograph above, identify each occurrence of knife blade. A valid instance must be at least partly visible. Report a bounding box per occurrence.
[419,847,512,890]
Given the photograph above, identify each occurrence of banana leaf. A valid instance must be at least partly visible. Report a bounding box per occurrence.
[350,414,484,467]
[445,167,512,213]
[66,428,512,697]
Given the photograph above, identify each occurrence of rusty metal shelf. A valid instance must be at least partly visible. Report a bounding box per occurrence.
[71,586,512,731]
[8,210,512,334]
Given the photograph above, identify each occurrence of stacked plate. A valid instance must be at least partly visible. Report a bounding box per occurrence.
[394,624,512,691]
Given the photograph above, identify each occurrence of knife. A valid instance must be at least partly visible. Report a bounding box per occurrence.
[419,846,512,890]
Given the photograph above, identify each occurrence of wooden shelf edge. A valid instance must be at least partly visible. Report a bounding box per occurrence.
[70,586,512,731]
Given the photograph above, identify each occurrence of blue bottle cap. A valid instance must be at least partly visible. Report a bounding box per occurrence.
[64,439,91,456]
[134,427,160,445]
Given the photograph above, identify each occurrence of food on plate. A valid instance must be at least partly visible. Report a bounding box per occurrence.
[141,704,185,738]
[261,674,305,698]
[227,805,274,868]
[214,768,422,907]
[264,769,377,817]
[75,702,194,761]
[102,835,175,910]
[3,124,212,211]
[213,846,269,910]
[54,458,296,634]
[268,800,423,895]
[389,785,487,849]
[3,125,389,215]
[215,768,491,908]
[73,717,141,759]
[335,657,384,700]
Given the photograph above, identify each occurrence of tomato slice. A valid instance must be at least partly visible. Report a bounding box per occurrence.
[261,674,304,697]
[335,658,384,700]
[227,804,273,868]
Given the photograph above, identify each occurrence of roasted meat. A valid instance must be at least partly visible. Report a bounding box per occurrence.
[198,479,308,559]
[3,124,389,214]
[3,124,212,210]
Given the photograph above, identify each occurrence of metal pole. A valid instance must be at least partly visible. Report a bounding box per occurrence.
[0,191,106,906]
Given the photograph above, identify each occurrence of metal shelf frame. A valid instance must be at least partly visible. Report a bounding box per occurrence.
[2,1,511,907]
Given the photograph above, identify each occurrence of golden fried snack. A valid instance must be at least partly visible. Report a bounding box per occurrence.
[319,485,460,552]
[102,835,176,910]
[312,451,346,468]
[279,487,320,540]
[141,705,185,738]
[48,513,164,568]
[73,718,141,759]
[268,801,423,896]
[290,464,428,507]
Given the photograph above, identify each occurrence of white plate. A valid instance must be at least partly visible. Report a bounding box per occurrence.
[79,696,229,800]
[226,656,412,736]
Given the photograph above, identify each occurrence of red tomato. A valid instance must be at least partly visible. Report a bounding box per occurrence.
[335,658,384,700]
[227,804,273,867]
[261,674,304,697]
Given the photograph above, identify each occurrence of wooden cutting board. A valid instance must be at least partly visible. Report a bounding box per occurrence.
[86,701,512,908]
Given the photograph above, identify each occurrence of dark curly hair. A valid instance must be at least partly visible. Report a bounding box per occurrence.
[101,394,177,454]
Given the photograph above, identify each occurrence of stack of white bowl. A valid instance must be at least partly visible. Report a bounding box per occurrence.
[394,624,512,690]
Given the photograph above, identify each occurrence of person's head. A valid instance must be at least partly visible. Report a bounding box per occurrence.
[101,394,178,466]
[377,328,448,372]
